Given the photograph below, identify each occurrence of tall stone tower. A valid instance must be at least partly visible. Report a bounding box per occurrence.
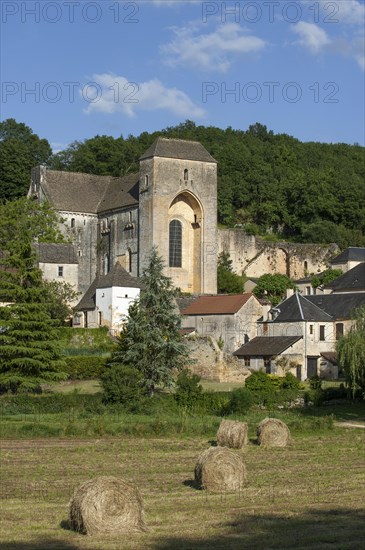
[138,138,217,294]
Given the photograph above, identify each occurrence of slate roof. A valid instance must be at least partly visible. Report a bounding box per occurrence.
[272,293,333,322]
[234,336,302,357]
[97,173,139,214]
[97,263,143,289]
[41,170,139,213]
[330,247,365,264]
[306,293,365,320]
[181,293,254,315]
[34,243,78,264]
[76,264,142,311]
[324,263,365,292]
[139,137,217,163]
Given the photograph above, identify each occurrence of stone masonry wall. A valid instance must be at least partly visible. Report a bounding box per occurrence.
[186,336,250,382]
[218,229,339,279]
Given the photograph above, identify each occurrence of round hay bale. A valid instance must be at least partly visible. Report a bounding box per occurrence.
[194,446,247,492]
[217,419,248,449]
[69,476,146,535]
[256,417,291,447]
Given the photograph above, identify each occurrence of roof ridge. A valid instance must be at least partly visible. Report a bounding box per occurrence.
[300,293,333,320]
[296,292,304,320]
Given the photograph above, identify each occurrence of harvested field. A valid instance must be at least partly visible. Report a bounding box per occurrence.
[1,430,365,549]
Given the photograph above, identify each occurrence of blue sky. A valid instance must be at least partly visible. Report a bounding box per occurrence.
[1,0,364,151]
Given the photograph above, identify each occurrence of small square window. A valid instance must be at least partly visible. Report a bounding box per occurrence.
[244,357,250,367]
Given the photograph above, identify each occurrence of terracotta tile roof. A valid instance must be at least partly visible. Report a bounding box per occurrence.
[234,336,302,357]
[140,137,217,163]
[181,293,254,315]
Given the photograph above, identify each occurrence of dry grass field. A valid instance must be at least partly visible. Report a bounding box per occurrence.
[1,427,364,549]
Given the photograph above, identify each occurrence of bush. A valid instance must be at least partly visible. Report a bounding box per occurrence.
[63,356,107,380]
[174,369,203,410]
[245,371,275,405]
[100,365,144,410]
[281,372,301,391]
[226,387,254,414]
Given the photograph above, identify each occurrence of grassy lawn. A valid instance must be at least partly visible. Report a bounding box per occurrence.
[1,403,365,549]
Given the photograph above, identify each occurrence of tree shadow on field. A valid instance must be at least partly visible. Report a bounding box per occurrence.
[0,539,82,550]
[151,507,365,549]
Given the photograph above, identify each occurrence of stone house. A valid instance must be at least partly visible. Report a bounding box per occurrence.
[235,278,365,380]
[180,293,266,353]
[329,247,365,273]
[233,335,303,376]
[34,243,79,302]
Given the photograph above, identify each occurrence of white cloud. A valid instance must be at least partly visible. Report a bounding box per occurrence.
[292,21,331,53]
[82,73,205,118]
[161,22,266,72]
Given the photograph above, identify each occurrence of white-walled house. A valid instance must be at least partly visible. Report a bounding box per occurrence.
[35,243,79,303]
[75,263,142,333]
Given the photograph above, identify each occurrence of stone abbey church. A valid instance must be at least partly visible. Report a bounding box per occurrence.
[29,138,219,299]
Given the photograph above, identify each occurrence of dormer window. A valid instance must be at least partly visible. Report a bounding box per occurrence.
[184,169,189,181]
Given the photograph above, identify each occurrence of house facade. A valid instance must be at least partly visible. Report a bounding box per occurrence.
[180,293,266,353]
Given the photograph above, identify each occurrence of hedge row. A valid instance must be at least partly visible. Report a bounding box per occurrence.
[63,356,107,380]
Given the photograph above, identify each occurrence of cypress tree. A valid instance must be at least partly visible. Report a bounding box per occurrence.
[108,247,189,395]
[0,248,66,393]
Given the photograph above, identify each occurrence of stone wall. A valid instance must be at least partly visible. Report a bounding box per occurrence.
[186,336,250,382]
[218,229,339,279]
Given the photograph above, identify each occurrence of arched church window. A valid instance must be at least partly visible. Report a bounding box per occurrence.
[145,175,149,188]
[71,218,75,228]
[169,220,182,268]
[126,248,132,273]
[184,169,189,181]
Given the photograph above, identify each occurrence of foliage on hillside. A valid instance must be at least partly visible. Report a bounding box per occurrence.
[48,120,365,247]
[0,119,52,200]
[1,119,364,247]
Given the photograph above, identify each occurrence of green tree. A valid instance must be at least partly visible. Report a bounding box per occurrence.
[0,198,65,275]
[42,280,80,324]
[107,248,189,395]
[217,252,245,294]
[311,268,343,289]
[0,119,52,200]
[253,273,296,305]
[0,270,66,394]
[337,306,365,396]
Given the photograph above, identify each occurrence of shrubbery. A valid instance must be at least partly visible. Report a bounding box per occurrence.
[63,356,107,380]
[100,365,145,411]
[174,369,203,410]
